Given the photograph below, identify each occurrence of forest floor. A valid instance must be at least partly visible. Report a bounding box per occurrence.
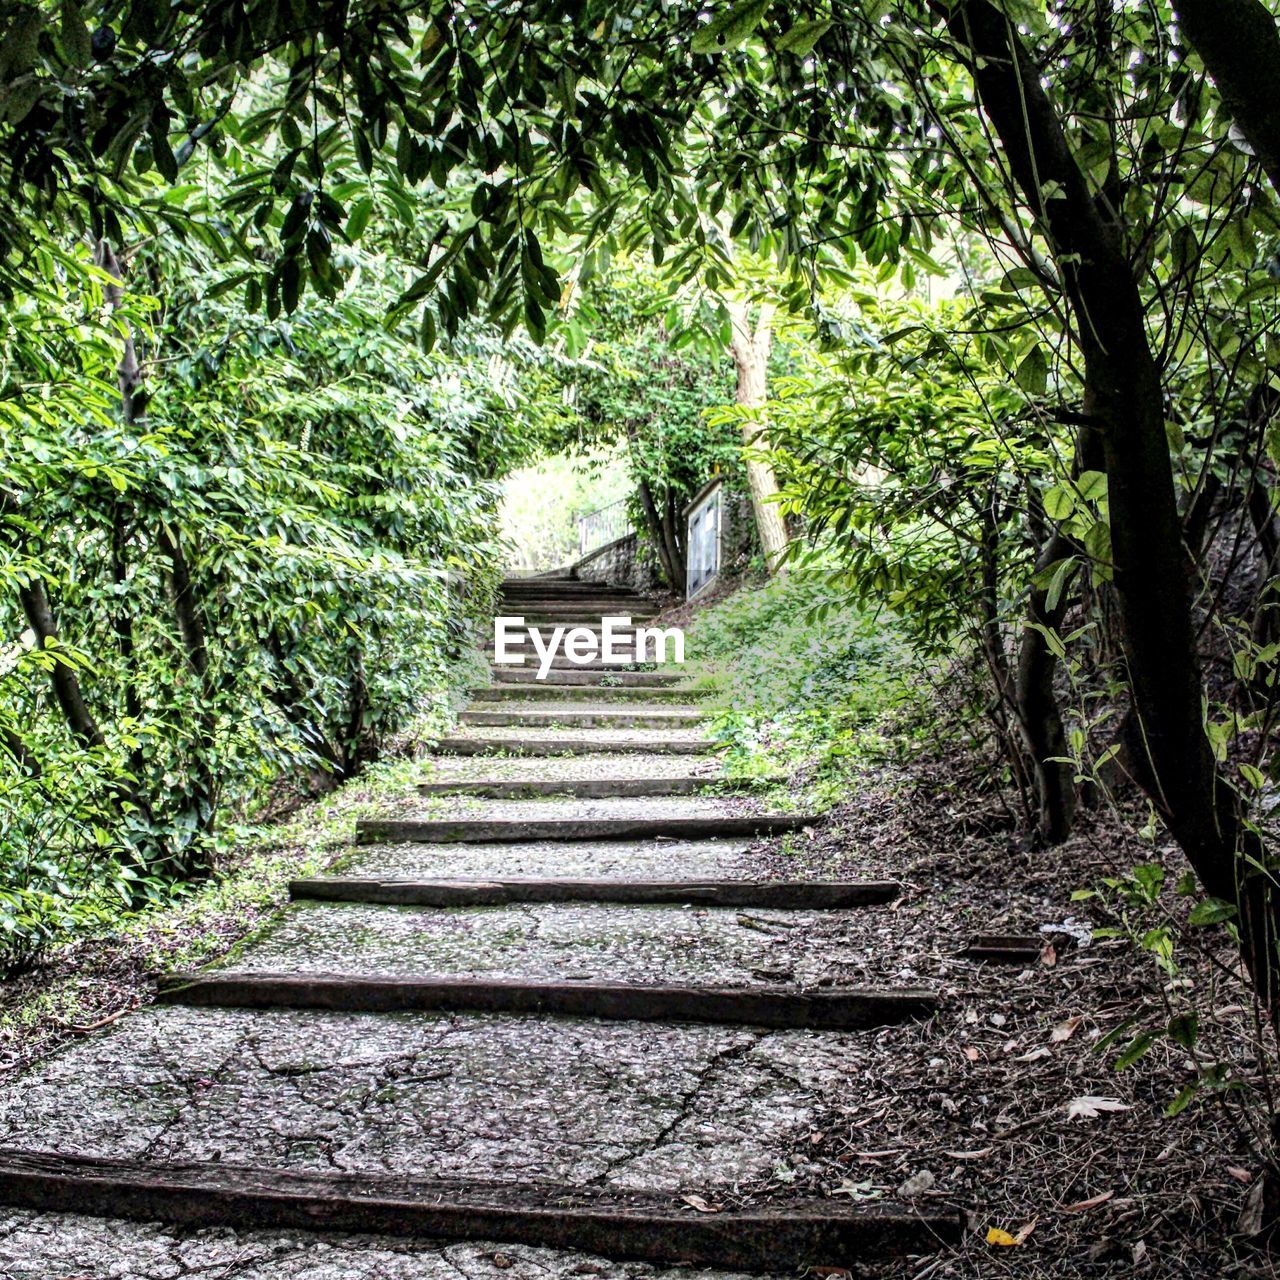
[0,586,1275,1278]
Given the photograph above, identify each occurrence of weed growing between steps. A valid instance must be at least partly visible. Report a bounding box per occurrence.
[684,573,916,804]
[0,664,478,1081]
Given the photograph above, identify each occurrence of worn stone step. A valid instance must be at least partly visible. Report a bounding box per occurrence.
[489,654,664,669]
[505,604,660,618]
[0,1005,958,1240]
[459,709,705,730]
[437,735,715,756]
[159,973,937,1031]
[0,1148,963,1270]
[418,776,723,798]
[341,836,756,881]
[290,877,901,909]
[357,814,809,844]
[469,684,703,703]
[501,581,653,595]
[491,666,687,686]
[423,751,722,782]
[220,896,846,988]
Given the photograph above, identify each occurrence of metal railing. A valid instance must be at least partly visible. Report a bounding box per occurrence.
[577,498,631,558]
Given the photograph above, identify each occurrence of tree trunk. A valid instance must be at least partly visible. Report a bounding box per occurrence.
[18,579,106,752]
[950,0,1280,1020]
[662,486,687,587]
[1174,0,1280,197]
[1015,530,1077,844]
[635,474,678,588]
[157,524,219,838]
[727,300,789,574]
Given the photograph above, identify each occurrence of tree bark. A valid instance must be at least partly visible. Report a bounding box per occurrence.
[1174,0,1280,197]
[728,301,789,574]
[1015,529,1076,844]
[949,1,1280,1017]
[635,474,678,588]
[19,579,107,752]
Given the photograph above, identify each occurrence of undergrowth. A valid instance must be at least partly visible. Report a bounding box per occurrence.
[687,572,919,806]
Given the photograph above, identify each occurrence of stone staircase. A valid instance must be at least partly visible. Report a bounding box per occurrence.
[0,575,960,1275]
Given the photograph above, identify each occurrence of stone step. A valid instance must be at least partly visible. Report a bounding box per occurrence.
[290,877,901,909]
[459,709,704,730]
[501,602,659,616]
[417,776,722,797]
[356,813,812,843]
[158,972,938,1031]
[0,1005,964,1261]
[501,580,648,594]
[0,1148,963,1269]
[336,836,757,881]
[179,892,877,989]
[469,684,702,703]
[491,666,686,686]
[489,653,663,668]
[437,735,715,755]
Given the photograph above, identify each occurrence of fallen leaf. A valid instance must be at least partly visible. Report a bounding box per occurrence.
[681,1194,723,1213]
[1015,1219,1038,1244]
[1014,1046,1052,1063]
[1227,1166,1254,1184]
[1051,1016,1083,1043]
[833,1179,883,1201]
[1040,941,1057,966]
[1062,1190,1114,1213]
[898,1169,935,1198]
[964,1046,980,1062]
[1239,1180,1267,1236]
[1066,1096,1132,1121]
[944,1147,993,1160]
[986,1227,1019,1247]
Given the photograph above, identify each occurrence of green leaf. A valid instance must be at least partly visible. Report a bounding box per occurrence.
[692,0,770,55]
[776,19,831,56]
[1188,897,1236,926]
[1114,1030,1158,1070]
[1014,344,1048,395]
[1166,1012,1198,1049]
[60,0,92,67]
[346,196,374,242]
[1042,486,1074,520]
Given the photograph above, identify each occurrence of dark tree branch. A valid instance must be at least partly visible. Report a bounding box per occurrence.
[1175,0,1280,197]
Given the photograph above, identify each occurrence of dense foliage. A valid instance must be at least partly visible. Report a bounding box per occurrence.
[0,222,581,970]
[688,573,910,793]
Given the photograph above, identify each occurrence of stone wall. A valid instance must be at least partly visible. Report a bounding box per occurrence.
[571,533,659,590]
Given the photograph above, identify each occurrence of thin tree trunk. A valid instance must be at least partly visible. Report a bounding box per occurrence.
[111,505,146,787]
[1015,530,1076,844]
[662,486,687,586]
[635,474,678,588]
[728,300,789,574]
[19,579,106,752]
